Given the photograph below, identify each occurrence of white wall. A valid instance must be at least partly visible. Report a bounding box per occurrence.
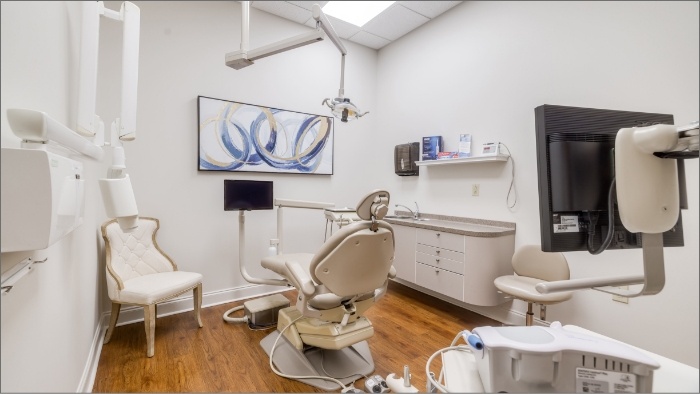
[374,1,699,367]
[95,0,381,309]
[1,2,697,391]
[1,2,106,392]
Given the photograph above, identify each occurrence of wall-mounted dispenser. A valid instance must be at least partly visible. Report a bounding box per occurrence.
[1,148,85,252]
[394,142,419,176]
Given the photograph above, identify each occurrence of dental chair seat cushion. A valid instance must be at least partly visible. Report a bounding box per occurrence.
[494,275,573,304]
[118,271,203,305]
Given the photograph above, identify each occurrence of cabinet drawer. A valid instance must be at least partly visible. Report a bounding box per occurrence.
[416,243,464,262]
[416,263,463,301]
[416,228,464,253]
[416,251,463,275]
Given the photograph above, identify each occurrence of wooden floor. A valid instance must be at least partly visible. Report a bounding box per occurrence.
[92,281,499,392]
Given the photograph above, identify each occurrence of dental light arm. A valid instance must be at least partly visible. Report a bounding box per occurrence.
[312,4,369,123]
[537,121,699,297]
[225,2,367,122]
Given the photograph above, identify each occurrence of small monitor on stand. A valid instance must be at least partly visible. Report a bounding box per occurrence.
[224,180,273,211]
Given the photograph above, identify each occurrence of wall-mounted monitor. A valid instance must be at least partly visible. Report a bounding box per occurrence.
[224,180,273,211]
[535,104,686,252]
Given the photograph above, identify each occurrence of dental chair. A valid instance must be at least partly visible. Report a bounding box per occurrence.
[259,190,396,391]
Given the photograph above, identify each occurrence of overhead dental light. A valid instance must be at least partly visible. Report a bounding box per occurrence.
[225,2,368,122]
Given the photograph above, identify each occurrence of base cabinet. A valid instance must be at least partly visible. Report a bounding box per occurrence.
[391,223,514,306]
[415,263,464,301]
[392,225,416,282]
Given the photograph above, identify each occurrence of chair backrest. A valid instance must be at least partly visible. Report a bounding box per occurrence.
[101,217,177,298]
[512,244,570,281]
[309,190,394,298]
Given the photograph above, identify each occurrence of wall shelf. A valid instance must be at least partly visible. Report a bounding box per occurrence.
[415,154,509,167]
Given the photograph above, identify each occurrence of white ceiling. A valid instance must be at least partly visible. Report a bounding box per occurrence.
[250,1,463,50]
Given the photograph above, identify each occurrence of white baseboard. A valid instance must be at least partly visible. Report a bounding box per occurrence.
[77,313,108,393]
[114,283,291,326]
[77,283,290,392]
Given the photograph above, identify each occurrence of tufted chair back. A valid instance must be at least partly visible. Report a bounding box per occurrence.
[102,217,177,301]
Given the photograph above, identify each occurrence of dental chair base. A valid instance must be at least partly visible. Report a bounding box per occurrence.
[260,306,375,390]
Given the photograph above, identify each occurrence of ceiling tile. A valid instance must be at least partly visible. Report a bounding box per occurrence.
[246,1,464,50]
[361,4,429,41]
[286,1,329,11]
[250,1,311,24]
[349,31,392,50]
[398,1,461,19]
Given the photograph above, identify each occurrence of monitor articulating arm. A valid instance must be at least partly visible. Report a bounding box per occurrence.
[537,120,699,298]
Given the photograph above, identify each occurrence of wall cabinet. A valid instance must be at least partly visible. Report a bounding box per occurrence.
[389,220,515,307]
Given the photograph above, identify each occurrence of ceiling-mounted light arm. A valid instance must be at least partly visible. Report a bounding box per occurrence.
[226,1,325,70]
[312,4,368,122]
[339,53,346,99]
[312,4,346,56]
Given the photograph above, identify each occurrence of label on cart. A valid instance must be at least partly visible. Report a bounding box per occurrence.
[575,367,636,393]
[553,214,580,233]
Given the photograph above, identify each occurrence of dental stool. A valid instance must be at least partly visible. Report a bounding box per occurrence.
[259,190,396,390]
[493,245,573,326]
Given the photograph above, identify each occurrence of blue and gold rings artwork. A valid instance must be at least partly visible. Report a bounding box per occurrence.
[198,96,334,175]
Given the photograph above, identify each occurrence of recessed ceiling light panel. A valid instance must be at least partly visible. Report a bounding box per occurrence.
[322,1,395,27]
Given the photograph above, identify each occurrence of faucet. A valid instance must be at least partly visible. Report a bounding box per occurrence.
[395,202,420,219]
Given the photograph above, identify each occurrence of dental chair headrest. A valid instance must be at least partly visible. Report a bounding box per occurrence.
[355,190,390,220]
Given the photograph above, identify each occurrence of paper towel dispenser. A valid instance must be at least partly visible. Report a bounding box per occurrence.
[394,142,419,176]
[1,148,85,252]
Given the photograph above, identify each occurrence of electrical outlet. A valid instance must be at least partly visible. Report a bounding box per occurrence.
[612,286,629,304]
[472,184,480,196]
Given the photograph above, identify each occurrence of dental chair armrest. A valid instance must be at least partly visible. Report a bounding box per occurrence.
[285,261,316,297]
[388,265,397,279]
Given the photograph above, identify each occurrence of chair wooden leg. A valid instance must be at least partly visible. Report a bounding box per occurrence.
[194,283,203,328]
[144,304,156,357]
[526,302,534,326]
[104,302,121,344]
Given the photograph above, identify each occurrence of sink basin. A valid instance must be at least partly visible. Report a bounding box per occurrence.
[385,215,430,221]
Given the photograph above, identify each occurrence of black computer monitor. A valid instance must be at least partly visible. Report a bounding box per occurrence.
[224,180,273,211]
[534,104,686,252]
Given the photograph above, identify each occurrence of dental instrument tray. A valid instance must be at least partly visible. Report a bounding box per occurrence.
[468,321,659,393]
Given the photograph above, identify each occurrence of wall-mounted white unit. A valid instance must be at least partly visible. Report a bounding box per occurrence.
[1,148,85,252]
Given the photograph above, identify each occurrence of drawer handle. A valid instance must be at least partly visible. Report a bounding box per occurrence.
[435,258,440,263]
[436,233,441,237]
[436,250,440,254]
[435,270,440,274]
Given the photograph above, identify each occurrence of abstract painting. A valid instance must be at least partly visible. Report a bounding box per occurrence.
[198,96,334,174]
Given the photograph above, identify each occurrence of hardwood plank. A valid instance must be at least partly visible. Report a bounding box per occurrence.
[92,281,500,392]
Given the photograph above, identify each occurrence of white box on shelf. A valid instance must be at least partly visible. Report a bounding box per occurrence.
[458,134,472,158]
[481,142,500,156]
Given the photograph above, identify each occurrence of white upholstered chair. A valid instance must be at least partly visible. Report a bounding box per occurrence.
[258,190,396,390]
[494,244,574,326]
[101,217,203,357]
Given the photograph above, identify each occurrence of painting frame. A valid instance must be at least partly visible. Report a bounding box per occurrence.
[197,95,334,175]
